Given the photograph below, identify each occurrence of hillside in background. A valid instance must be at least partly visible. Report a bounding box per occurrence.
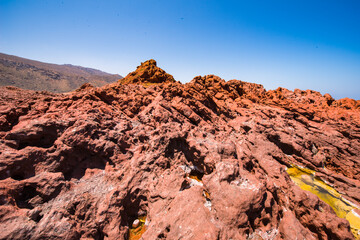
[0,53,122,93]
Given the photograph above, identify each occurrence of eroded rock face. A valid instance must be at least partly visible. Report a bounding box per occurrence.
[0,61,359,240]
[119,59,175,85]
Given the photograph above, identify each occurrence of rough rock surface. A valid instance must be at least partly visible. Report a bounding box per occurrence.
[0,60,359,240]
[119,59,175,85]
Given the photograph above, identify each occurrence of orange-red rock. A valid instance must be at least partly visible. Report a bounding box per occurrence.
[119,59,175,85]
[0,60,359,239]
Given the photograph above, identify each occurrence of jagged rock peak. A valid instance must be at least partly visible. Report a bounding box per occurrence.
[119,59,175,85]
[75,83,94,92]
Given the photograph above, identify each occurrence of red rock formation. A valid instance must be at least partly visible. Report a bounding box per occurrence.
[0,60,359,239]
[119,59,175,85]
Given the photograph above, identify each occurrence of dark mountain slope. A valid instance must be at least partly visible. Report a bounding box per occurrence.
[0,53,122,93]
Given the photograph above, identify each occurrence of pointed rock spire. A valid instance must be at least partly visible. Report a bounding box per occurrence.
[119,59,175,85]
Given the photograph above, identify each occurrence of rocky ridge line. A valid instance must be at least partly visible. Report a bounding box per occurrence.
[0,60,359,239]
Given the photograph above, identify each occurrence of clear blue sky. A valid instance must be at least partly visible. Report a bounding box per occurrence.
[1,0,359,99]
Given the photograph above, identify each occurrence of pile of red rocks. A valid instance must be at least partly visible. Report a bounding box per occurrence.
[119,59,175,85]
[0,60,359,239]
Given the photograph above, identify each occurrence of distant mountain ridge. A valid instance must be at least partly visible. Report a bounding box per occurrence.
[0,53,122,93]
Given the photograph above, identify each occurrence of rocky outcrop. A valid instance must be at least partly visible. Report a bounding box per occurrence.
[0,60,359,239]
[119,59,175,85]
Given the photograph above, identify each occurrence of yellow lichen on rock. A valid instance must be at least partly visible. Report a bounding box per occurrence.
[287,165,360,239]
[189,174,202,182]
[129,216,147,240]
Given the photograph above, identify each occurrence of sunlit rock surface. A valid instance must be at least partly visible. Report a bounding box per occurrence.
[0,60,359,239]
[287,166,360,238]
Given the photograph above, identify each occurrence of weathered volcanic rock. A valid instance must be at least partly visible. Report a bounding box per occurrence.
[119,59,175,85]
[0,60,359,240]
